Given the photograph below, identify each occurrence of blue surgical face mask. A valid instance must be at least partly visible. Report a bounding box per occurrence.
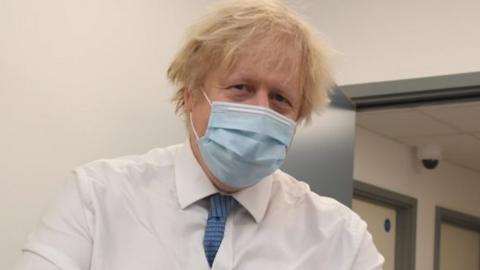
[190,92,296,189]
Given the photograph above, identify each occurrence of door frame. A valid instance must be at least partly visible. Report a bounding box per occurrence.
[433,206,480,270]
[353,181,417,270]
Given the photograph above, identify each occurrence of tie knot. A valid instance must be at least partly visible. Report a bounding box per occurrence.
[208,193,238,218]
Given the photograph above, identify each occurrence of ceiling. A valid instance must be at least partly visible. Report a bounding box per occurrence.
[356,100,480,173]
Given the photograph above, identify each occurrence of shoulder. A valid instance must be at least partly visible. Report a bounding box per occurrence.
[70,143,185,212]
[71,144,184,202]
[75,144,181,182]
[271,170,367,237]
[268,171,381,267]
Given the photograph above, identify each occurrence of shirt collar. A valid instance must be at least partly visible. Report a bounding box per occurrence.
[174,139,273,224]
[232,174,272,223]
[175,139,218,209]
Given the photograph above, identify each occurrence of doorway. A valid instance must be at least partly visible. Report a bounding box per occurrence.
[434,207,480,270]
[353,181,417,270]
[352,198,397,270]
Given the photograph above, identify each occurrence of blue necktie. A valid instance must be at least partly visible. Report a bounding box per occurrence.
[203,194,238,267]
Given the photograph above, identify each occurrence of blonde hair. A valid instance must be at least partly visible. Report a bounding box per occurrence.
[167,0,333,124]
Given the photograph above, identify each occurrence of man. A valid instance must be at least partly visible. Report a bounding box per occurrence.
[15,0,384,269]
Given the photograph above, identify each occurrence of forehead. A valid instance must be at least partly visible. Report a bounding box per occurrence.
[219,41,303,94]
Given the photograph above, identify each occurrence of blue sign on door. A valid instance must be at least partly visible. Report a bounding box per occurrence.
[384,218,391,232]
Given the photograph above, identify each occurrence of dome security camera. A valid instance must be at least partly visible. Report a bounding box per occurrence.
[416,144,442,170]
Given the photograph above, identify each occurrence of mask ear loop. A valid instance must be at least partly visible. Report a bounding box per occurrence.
[189,90,213,140]
[189,112,200,140]
[201,90,212,105]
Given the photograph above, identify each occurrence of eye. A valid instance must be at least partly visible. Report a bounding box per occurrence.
[227,84,252,100]
[231,84,248,92]
[271,93,291,107]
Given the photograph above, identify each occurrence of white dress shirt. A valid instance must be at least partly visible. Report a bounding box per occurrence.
[15,140,384,270]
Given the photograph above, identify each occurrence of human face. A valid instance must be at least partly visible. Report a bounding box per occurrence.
[184,46,302,192]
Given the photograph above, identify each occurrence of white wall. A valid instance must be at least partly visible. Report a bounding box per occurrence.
[354,127,480,270]
[299,0,480,85]
[0,0,214,268]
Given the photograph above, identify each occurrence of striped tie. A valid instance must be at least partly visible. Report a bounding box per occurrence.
[203,194,238,267]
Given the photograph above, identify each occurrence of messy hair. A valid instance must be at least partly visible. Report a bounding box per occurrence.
[167,0,334,124]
